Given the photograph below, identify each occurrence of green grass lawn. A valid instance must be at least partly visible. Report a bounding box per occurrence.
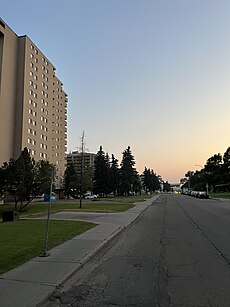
[97,194,154,203]
[0,201,135,218]
[0,194,152,274]
[209,192,230,199]
[0,219,96,275]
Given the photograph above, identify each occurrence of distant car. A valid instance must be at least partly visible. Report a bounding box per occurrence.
[85,194,98,199]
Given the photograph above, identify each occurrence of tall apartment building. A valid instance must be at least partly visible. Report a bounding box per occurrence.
[0,18,67,188]
[67,151,96,174]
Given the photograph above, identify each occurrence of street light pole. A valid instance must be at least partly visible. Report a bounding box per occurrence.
[79,131,85,209]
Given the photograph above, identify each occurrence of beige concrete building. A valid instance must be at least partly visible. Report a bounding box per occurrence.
[67,151,95,174]
[0,18,67,188]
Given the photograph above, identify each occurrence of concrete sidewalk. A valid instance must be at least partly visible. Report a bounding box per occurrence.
[0,195,159,307]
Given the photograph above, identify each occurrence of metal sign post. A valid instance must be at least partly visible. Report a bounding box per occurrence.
[40,168,54,257]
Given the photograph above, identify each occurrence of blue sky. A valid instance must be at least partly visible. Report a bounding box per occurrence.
[2,0,230,182]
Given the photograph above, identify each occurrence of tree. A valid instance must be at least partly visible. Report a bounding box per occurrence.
[132,170,142,194]
[82,166,94,194]
[204,153,223,190]
[4,148,35,214]
[93,146,108,196]
[104,153,112,195]
[119,146,137,195]
[142,168,161,193]
[0,165,6,199]
[2,148,55,214]
[222,147,230,183]
[163,181,171,192]
[63,162,79,197]
[110,154,120,196]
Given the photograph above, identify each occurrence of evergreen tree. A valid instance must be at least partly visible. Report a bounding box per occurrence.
[93,146,108,196]
[119,146,137,195]
[105,153,112,195]
[110,154,120,196]
[142,167,161,193]
[132,170,142,194]
[143,167,151,192]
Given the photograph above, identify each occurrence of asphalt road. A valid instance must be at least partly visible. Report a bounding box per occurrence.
[44,194,230,307]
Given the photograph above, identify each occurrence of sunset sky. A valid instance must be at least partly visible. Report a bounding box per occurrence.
[2,0,230,183]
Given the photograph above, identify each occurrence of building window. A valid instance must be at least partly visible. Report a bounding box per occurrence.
[31,45,34,50]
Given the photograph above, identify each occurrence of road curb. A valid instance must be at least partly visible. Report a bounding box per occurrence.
[37,225,125,306]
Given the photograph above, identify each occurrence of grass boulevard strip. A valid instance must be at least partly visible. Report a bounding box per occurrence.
[0,195,150,275]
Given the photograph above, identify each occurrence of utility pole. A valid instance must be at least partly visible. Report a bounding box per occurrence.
[79,131,85,209]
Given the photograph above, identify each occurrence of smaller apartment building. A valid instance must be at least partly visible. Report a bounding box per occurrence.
[67,151,96,174]
[0,19,67,188]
